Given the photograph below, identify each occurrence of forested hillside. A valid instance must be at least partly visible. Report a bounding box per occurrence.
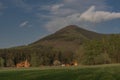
[0,25,120,67]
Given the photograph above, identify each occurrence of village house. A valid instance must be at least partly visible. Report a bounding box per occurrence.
[16,59,30,68]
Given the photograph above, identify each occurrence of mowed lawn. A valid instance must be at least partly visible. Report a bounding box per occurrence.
[0,64,120,80]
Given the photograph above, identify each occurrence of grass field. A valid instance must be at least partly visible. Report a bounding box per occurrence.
[0,64,120,80]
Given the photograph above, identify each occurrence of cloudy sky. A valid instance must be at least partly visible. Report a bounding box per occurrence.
[0,0,120,48]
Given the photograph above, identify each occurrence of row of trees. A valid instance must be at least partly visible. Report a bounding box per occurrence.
[0,46,75,67]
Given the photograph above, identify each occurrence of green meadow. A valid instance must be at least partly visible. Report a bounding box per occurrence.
[0,64,120,80]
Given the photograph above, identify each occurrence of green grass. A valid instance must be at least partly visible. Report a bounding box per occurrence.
[0,64,120,80]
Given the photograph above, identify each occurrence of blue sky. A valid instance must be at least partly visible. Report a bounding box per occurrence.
[0,0,120,48]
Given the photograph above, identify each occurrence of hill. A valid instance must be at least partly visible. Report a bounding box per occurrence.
[28,25,104,51]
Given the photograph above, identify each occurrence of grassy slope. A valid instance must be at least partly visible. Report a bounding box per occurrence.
[0,64,120,80]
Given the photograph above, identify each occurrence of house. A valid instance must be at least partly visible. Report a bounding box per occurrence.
[71,61,78,66]
[16,59,30,68]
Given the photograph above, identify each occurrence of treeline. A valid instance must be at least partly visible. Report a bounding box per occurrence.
[0,46,75,67]
[81,34,120,65]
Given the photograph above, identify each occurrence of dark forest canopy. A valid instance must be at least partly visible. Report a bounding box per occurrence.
[0,25,120,67]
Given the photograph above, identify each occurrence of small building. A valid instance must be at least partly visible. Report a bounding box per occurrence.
[61,64,65,67]
[71,61,78,66]
[74,62,78,66]
[16,59,30,68]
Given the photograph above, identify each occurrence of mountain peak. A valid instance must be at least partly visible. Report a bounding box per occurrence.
[55,25,80,34]
[63,25,79,29]
[61,25,80,30]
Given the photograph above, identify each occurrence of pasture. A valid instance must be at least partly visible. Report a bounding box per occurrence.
[0,64,120,80]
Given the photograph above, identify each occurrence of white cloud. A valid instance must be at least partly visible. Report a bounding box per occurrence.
[80,6,120,23]
[41,4,64,11]
[40,3,72,16]
[40,5,50,11]
[39,0,108,18]
[39,0,109,32]
[45,18,67,32]
[63,0,108,11]
[51,4,64,12]
[45,13,84,32]
[20,21,29,27]
[45,4,120,32]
